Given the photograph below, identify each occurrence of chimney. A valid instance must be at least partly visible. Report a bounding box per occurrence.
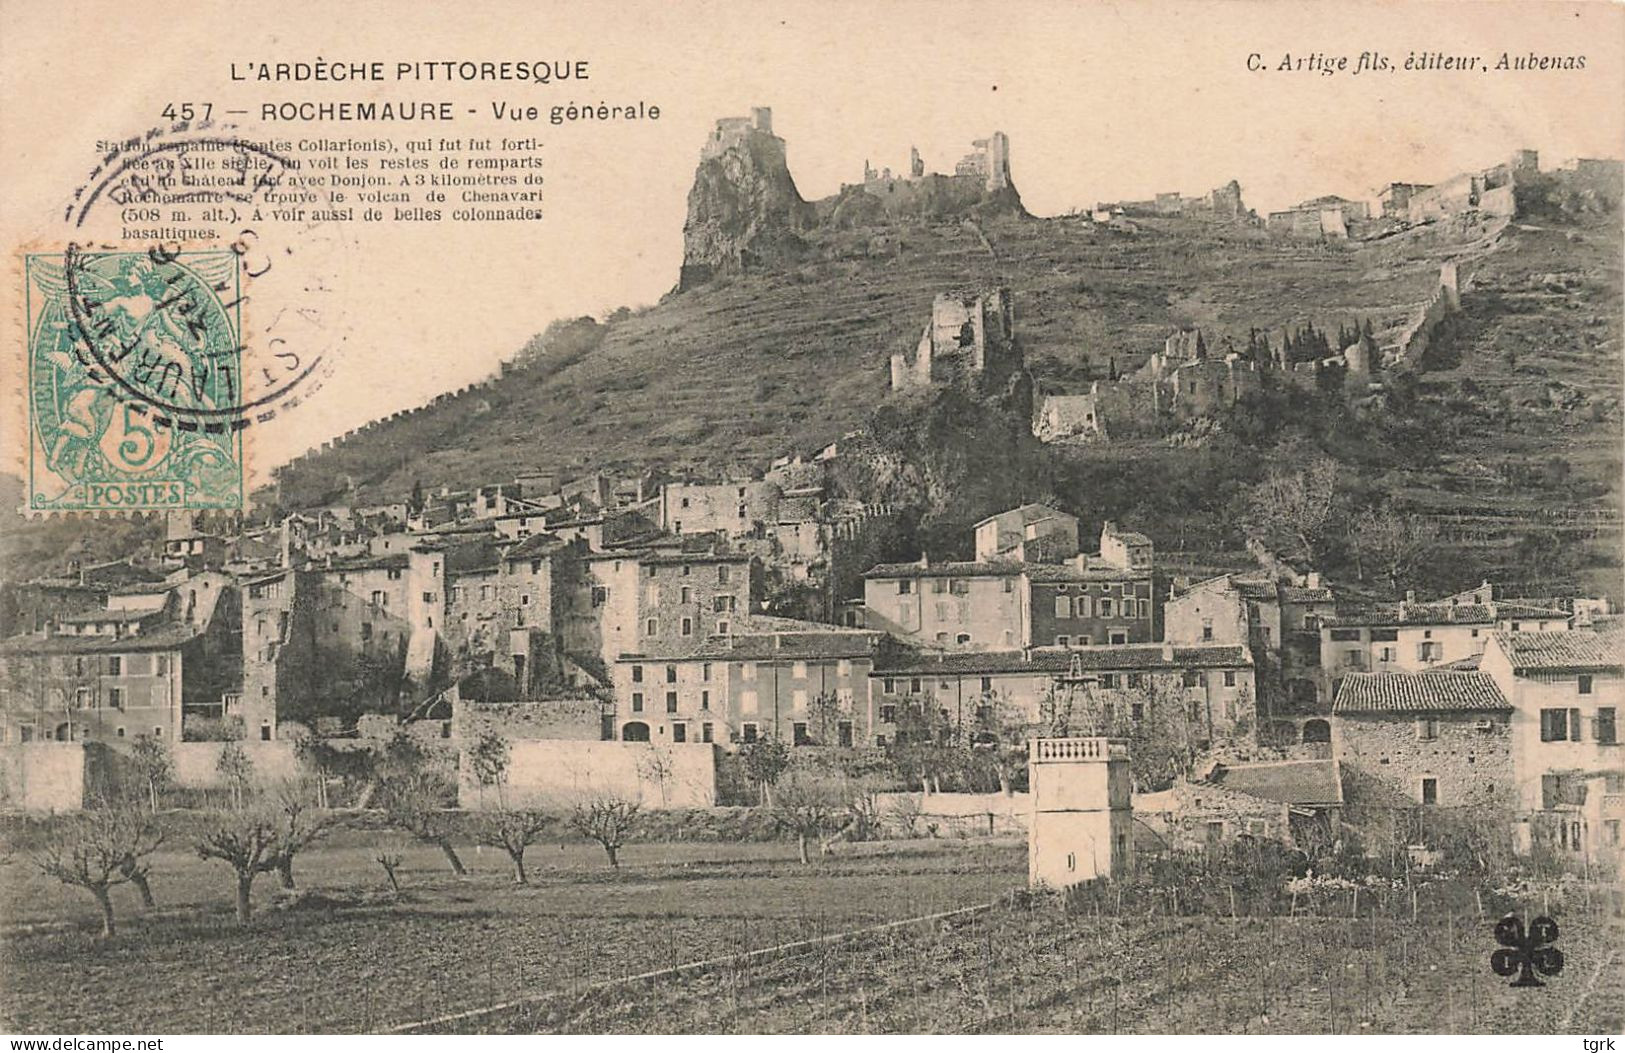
[1162,641,1175,661]
[1306,571,1321,589]
[1405,589,1416,604]
[774,633,783,649]
[919,552,929,569]
[1071,553,1089,572]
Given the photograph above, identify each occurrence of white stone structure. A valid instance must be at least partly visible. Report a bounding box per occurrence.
[1027,736,1134,889]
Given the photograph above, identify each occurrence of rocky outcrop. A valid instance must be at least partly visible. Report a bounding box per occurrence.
[678,112,815,291]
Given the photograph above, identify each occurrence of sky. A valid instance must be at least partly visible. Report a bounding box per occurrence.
[3,0,1622,484]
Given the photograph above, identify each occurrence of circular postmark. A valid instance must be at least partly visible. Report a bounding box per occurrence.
[26,124,354,510]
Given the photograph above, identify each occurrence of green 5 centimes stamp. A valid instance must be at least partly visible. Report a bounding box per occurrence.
[27,249,244,511]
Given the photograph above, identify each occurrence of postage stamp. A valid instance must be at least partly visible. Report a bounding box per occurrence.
[25,248,245,511]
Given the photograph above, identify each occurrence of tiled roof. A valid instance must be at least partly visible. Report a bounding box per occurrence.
[1280,586,1335,603]
[0,620,203,655]
[872,643,1251,677]
[973,503,1073,530]
[865,560,1145,582]
[1025,563,1149,583]
[617,629,881,664]
[311,553,410,573]
[1329,600,1569,628]
[1333,672,1509,714]
[1493,630,1624,673]
[1108,529,1153,546]
[1208,760,1343,807]
[56,605,163,624]
[501,532,569,562]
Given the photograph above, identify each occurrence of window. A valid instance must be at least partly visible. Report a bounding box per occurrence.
[646,565,658,578]
[1182,670,1201,687]
[1223,670,1237,688]
[955,633,971,645]
[898,580,912,595]
[361,622,373,641]
[1579,675,1594,695]
[1056,635,1070,647]
[838,721,853,747]
[74,686,91,709]
[387,569,403,581]
[681,564,692,577]
[717,565,732,585]
[701,690,711,711]
[1054,595,1073,619]
[1101,674,1119,689]
[680,586,692,605]
[981,676,992,693]
[1420,778,1438,806]
[1100,599,1114,618]
[1131,702,1145,722]
[741,722,758,743]
[714,595,736,613]
[793,722,810,746]
[1109,632,1127,645]
[115,727,125,738]
[1597,707,1617,745]
[717,620,730,635]
[1540,708,1571,742]
[1202,619,1213,641]
[910,678,921,694]
[591,586,608,608]
[880,704,897,723]
[645,617,658,636]
[681,617,694,637]
[883,678,896,694]
[792,661,808,679]
[1417,641,1443,663]
[422,591,434,603]
[632,665,644,683]
[1379,646,1396,662]
[107,655,122,676]
[1416,718,1438,741]
[702,662,712,682]
[107,687,124,710]
[672,723,687,743]
[1003,578,1013,594]
[932,579,947,595]
[1128,673,1144,689]
[631,692,644,712]
[702,723,714,743]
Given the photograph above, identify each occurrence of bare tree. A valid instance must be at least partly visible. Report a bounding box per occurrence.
[740,737,791,806]
[467,731,512,808]
[771,772,846,864]
[568,795,640,868]
[381,769,466,875]
[1243,456,1342,565]
[269,782,335,890]
[195,810,283,924]
[216,742,255,811]
[128,734,172,814]
[473,809,551,884]
[1350,507,1435,593]
[636,747,676,808]
[35,805,163,937]
[375,850,404,893]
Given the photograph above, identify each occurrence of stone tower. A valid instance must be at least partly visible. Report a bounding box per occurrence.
[1028,737,1134,889]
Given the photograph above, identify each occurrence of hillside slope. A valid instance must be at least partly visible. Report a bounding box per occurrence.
[271,209,1506,507]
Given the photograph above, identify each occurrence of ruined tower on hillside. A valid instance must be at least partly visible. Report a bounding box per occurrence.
[890,287,1020,393]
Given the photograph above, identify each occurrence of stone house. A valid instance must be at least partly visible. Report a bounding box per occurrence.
[868,642,1254,751]
[612,628,883,747]
[973,503,1080,564]
[1332,671,1515,810]
[1139,758,1343,849]
[1481,630,1623,866]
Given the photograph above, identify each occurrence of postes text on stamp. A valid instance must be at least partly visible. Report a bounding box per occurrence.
[26,249,245,512]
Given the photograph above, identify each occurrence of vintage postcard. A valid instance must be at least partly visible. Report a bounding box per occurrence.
[0,0,1621,1040]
